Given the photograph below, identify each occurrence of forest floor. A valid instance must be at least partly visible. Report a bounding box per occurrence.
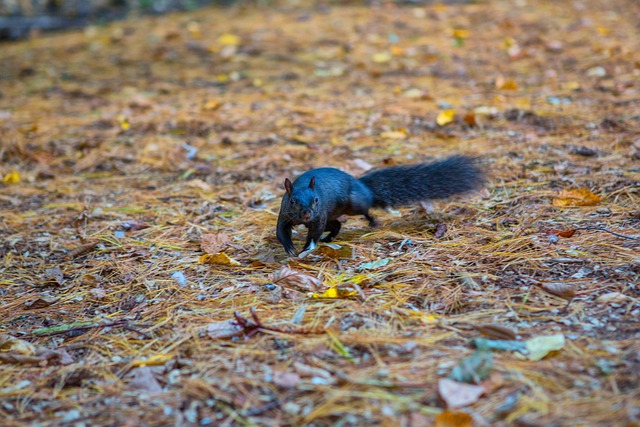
[0,1,639,426]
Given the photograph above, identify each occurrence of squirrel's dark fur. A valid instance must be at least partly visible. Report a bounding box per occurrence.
[276,155,485,256]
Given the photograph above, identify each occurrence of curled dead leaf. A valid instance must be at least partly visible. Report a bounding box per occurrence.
[206,320,244,339]
[438,378,485,409]
[127,366,163,393]
[268,266,324,292]
[0,334,36,356]
[433,223,448,239]
[201,232,230,254]
[595,292,629,304]
[36,348,74,366]
[472,323,517,340]
[273,371,301,389]
[537,282,576,300]
[44,267,65,286]
[547,228,577,238]
[24,296,60,310]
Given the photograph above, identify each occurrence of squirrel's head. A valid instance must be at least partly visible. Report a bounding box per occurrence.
[284,176,318,224]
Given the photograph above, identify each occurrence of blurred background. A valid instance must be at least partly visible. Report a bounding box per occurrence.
[0,0,248,40]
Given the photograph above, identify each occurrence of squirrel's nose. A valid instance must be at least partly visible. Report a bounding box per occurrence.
[303,211,311,221]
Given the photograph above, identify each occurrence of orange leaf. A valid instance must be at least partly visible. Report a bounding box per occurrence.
[435,409,473,427]
[552,188,601,207]
[198,252,241,266]
[557,229,577,238]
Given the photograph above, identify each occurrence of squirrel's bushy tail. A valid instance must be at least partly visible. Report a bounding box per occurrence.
[359,155,485,208]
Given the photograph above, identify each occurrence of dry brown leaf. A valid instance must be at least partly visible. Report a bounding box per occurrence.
[36,348,74,366]
[44,267,65,286]
[201,232,231,254]
[595,292,629,304]
[538,282,576,300]
[434,223,448,239]
[438,378,485,408]
[24,296,60,310]
[206,320,243,339]
[293,362,333,380]
[273,371,301,389]
[268,266,324,292]
[472,323,517,340]
[127,367,163,393]
[0,335,36,356]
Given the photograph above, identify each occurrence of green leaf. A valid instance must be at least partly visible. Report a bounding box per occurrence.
[359,257,391,270]
[449,351,493,384]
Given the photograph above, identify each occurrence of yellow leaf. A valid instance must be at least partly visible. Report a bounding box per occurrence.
[372,51,392,63]
[496,76,518,90]
[503,36,517,48]
[552,188,601,207]
[562,81,581,91]
[198,252,241,266]
[117,116,130,131]
[421,313,439,324]
[347,274,369,285]
[203,100,222,111]
[218,33,241,46]
[380,130,407,139]
[312,287,357,299]
[132,354,173,367]
[525,334,565,361]
[451,29,470,39]
[436,109,456,126]
[2,171,21,184]
[187,21,202,39]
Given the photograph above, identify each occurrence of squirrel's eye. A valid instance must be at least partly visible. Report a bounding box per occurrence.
[314,197,318,203]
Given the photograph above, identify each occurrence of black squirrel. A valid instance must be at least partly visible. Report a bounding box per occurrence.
[276,155,485,256]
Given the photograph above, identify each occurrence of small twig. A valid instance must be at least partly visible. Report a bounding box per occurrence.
[574,226,638,240]
[233,307,324,338]
[245,398,280,416]
[32,321,148,338]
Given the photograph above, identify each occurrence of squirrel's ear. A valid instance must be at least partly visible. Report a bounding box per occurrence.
[308,176,316,190]
[284,178,293,196]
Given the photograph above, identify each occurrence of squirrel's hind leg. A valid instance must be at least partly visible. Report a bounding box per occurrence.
[321,219,341,242]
